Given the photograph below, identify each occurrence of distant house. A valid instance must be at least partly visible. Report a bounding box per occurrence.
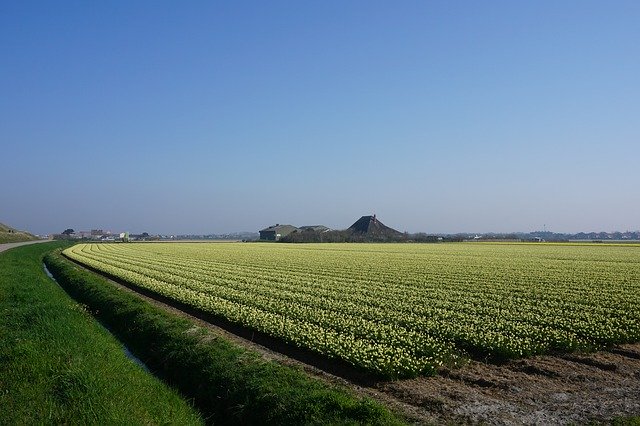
[259,224,298,241]
[77,231,92,239]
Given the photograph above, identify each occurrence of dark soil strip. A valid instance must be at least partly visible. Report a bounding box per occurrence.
[439,369,510,390]
[62,253,382,386]
[561,355,619,372]
[509,361,561,378]
[611,347,640,360]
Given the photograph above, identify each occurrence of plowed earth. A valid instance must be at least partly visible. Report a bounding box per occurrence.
[378,345,640,424]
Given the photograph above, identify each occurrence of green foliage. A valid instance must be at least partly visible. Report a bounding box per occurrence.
[45,250,403,425]
[64,242,640,378]
[0,242,203,425]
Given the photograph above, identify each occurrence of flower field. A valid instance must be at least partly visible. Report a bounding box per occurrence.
[64,242,640,378]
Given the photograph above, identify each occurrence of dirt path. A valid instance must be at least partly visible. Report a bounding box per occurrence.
[62,257,640,425]
[0,239,51,253]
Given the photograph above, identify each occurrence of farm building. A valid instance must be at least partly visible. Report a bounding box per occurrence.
[259,224,298,241]
[298,225,330,232]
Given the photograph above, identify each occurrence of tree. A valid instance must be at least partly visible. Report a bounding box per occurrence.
[62,228,75,235]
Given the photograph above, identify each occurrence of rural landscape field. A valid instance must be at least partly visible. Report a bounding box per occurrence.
[4,1,640,424]
[64,242,640,378]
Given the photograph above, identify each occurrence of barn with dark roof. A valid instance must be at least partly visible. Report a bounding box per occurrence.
[259,224,298,241]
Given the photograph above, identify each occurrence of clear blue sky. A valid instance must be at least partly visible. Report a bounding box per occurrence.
[2,1,639,235]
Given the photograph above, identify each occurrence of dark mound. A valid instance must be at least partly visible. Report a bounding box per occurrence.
[348,215,403,237]
[281,215,407,243]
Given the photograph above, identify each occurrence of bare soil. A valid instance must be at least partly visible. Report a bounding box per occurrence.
[63,257,640,425]
[377,346,640,424]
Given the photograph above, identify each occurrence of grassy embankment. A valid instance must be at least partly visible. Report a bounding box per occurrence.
[44,249,403,425]
[0,242,203,424]
[0,222,39,243]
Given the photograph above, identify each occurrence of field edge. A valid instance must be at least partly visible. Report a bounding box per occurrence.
[0,242,204,425]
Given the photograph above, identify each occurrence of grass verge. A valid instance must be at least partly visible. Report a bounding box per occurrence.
[44,249,404,425]
[0,242,203,425]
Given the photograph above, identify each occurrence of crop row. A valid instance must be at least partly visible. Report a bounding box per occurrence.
[64,242,640,377]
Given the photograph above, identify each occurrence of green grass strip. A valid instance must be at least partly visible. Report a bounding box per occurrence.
[0,242,203,425]
[44,249,404,425]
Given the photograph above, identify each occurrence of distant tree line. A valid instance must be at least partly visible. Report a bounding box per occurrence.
[280,230,457,243]
[280,229,640,244]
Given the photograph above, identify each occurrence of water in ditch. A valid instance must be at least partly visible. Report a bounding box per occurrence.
[43,263,150,373]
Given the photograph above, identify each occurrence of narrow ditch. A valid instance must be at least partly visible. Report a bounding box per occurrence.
[43,263,150,373]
